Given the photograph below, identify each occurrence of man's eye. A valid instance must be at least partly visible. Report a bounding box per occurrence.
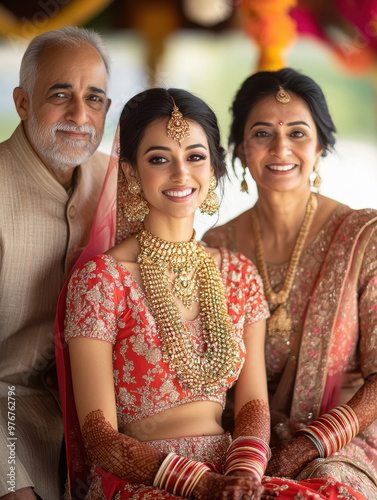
[89,95,103,103]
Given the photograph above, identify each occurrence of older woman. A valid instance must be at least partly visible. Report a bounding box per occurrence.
[203,68,377,499]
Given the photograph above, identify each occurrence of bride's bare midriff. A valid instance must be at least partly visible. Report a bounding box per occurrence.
[119,401,224,442]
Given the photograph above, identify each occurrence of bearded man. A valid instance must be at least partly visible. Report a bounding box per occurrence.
[0,26,111,499]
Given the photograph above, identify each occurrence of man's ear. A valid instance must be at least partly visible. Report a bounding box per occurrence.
[105,97,111,114]
[13,87,30,121]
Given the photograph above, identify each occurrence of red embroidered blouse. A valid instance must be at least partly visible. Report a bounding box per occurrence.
[64,248,269,428]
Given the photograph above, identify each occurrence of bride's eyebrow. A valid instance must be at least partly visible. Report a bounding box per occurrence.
[186,144,207,151]
[143,144,207,154]
[143,146,171,154]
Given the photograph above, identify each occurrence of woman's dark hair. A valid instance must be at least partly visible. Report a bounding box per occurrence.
[229,68,337,166]
[119,87,227,182]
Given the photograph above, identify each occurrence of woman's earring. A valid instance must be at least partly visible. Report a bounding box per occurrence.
[199,176,219,216]
[312,159,322,192]
[241,163,249,193]
[123,180,150,222]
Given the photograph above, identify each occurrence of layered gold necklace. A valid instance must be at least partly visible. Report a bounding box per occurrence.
[136,227,240,393]
[251,193,318,337]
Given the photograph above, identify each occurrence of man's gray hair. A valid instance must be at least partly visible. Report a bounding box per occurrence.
[19,25,111,95]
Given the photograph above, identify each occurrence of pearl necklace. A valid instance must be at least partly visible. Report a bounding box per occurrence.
[136,227,240,393]
[251,193,318,337]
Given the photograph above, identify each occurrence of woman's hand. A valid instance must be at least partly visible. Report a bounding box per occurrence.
[265,435,318,479]
[192,470,274,500]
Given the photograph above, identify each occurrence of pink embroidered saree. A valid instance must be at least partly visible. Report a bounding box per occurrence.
[266,206,377,498]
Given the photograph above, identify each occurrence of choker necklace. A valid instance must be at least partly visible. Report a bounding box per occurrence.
[136,227,240,393]
[251,193,318,337]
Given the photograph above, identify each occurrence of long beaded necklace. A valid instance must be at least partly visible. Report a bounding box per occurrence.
[136,227,240,393]
[250,193,318,337]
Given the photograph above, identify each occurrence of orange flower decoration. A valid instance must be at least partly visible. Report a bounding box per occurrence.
[237,0,297,71]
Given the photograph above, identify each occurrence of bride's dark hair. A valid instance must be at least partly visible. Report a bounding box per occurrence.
[119,87,227,182]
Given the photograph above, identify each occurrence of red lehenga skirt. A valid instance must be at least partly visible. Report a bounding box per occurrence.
[80,433,367,500]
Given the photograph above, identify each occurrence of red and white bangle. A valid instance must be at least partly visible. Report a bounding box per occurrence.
[296,404,359,458]
[153,453,211,498]
[225,436,271,481]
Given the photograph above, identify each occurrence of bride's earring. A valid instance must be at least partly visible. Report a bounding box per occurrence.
[199,176,219,215]
[123,180,150,222]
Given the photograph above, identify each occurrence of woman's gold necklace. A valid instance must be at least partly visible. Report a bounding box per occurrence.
[251,193,318,337]
[136,227,240,393]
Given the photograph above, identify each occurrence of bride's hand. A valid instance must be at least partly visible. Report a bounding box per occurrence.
[265,436,319,479]
[192,470,273,500]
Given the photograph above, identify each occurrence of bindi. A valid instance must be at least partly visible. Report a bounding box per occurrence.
[278,121,284,126]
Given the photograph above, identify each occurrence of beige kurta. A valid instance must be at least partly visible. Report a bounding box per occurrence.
[0,124,108,498]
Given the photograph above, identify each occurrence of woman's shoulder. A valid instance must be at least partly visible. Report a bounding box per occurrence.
[326,198,377,233]
[202,209,253,251]
[72,253,110,275]
[70,253,130,286]
[218,247,260,283]
[200,243,258,285]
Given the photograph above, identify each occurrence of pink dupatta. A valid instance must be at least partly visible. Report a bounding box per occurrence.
[55,128,142,497]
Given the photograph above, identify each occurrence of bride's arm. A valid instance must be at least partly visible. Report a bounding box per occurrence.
[69,336,165,483]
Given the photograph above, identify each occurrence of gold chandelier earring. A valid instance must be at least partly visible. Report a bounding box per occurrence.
[199,175,219,216]
[241,162,249,193]
[123,179,150,222]
[312,158,322,192]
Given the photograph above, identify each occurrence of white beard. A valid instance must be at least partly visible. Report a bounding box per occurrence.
[27,112,103,172]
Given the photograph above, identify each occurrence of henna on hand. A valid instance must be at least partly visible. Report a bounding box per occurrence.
[81,409,165,484]
[348,373,377,430]
[265,435,319,479]
[192,470,265,500]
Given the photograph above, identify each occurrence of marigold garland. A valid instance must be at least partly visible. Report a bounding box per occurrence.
[236,0,298,71]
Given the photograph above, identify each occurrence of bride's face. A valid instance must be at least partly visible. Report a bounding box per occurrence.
[132,117,214,221]
[240,93,322,194]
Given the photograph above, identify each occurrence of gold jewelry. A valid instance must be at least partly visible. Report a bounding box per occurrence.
[275,85,291,104]
[241,163,249,193]
[251,193,318,337]
[136,227,240,393]
[199,175,219,215]
[312,159,322,192]
[167,97,190,146]
[123,180,150,222]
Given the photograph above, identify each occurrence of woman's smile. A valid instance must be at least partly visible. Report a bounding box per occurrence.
[266,162,297,173]
[163,187,196,200]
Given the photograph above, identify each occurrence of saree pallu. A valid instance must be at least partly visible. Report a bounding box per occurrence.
[268,209,377,500]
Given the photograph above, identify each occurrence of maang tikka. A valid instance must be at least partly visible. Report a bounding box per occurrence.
[167,97,190,146]
[275,85,291,104]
